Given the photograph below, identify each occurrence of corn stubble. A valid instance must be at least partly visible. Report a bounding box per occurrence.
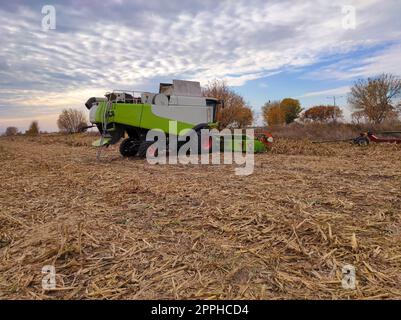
[0,133,400,299]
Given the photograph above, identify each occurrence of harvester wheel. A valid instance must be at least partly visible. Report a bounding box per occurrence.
[137,141,159,159]
[354,136,370,146]
[120,138,140,157]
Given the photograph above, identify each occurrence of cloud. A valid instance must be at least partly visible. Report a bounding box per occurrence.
[345,44,401,79]
[305,44,401,81]
[300,86,351,98]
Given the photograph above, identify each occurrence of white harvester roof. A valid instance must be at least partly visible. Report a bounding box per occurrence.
[159,80,202,97]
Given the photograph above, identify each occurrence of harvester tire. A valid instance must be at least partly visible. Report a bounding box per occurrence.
[354,136,370,146]
[137,141,159,159]
[120,138,140,157]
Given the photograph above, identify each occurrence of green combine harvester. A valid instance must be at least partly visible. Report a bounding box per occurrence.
[85,80,271,157]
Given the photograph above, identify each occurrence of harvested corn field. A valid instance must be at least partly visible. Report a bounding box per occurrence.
[0,134,401,299]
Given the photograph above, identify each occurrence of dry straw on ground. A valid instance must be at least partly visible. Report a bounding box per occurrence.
[0,134,400,299]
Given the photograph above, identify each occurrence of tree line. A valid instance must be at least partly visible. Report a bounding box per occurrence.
[3,73,400,137]
[3,109,89,137]
[4,121,41,136]
[204,73,401,128]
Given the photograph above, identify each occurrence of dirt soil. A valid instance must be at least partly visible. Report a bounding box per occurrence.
[0,134,400,299]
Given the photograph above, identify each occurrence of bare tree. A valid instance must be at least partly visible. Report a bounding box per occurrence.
[234,107,254,128]
[383,110,401,125]
[57,108,88,133]
[348,74,401,124]
[5,127,19,136]
[202,80,253,128]
[351,110,367,124]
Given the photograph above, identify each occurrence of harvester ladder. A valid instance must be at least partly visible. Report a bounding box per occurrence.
[96,99,113,161]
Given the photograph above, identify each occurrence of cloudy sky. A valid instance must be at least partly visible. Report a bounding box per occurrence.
[1,0,401,132]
